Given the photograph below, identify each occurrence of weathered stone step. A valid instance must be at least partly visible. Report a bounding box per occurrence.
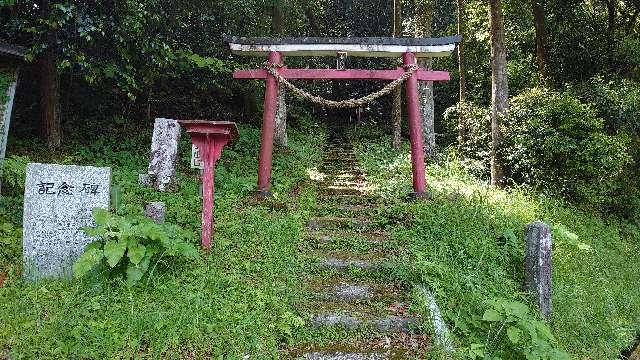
[327,194,378,206]
[284,333,432,359]
[311,279,405,303]
[320,187,367,197]
[310,205,377,219]
[318,257,382,271]
[304,230,390,245]
[307,217,372,231]
[300,352,387,360]
[311,313,418,333]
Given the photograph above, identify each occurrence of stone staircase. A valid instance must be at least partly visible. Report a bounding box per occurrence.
[286,125,430,359]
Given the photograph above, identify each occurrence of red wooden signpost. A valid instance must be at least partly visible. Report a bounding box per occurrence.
[226,36,460,198]
[179,120,239,249]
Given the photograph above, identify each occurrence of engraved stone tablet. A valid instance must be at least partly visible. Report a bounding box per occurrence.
[22,163,111,279]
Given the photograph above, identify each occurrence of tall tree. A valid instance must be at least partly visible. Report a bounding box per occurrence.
[272,0,288,147]
[457,0,467,145]
[392,0,403,150]
[531,0,551,86]
[489,0,508,187]
[40,0,61,150]
[414,0,436,158]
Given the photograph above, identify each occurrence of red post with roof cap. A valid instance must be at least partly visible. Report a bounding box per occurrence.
[257,51,282,197]
[179,120,239,249]
[403,51,428,197]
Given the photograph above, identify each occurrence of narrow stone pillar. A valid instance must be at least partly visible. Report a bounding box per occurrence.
[524,221,552,320]
[139,118,181,192]
[144,202,166,224]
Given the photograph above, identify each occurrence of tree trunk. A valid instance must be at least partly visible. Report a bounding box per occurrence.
[272,0,287,147]
[303,5,321,36]
[457,0,467,145]
[392,0,403,150]
[40,0,61,150]
[531,0,551,86]
[274,90,288,147]
[489,0,508,187]
[415,0,436,158]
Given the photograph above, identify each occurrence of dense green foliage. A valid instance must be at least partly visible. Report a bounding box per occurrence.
[502,88,631,209]
[73,208,199,285]
[353,129,640,359]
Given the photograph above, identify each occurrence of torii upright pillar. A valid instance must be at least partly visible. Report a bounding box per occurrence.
[403,51,427,198]
[256,51,282,197]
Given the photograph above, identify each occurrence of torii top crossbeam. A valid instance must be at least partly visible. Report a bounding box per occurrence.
[225,35,461,58]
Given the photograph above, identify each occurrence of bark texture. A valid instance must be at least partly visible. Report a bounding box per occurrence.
[272,0,288,147]
[457,0,467,145]
[489,0,508,187]
[532,0,551,86]
[415,0,436,158]
[392,0,403,150]
[274,90,288,147]
[40,0,62,151]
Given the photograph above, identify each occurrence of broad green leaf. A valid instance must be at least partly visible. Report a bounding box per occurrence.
[482,309,503,322]
[138,252,153,273]
[507,326,523,344]
[92,208,110,226]
[126,265,144,286]
[469,343,485,359]
[82,225,101,238]
[505,301,529,318]
[73,248,103,278]
[127,243,146,265]
[104,239,127,268]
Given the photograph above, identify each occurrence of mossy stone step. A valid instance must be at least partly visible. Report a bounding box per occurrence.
[300,352,387,360]
[311,313,418,333]
[320,187,367,197]
[304,230,390,246]
[311,280,406,303]
[307,217,373,231]
[318,257,381,271]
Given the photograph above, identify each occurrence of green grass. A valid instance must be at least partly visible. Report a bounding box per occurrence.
[352,129,640,359]
[1,118,638,359]
[0,118,324,358]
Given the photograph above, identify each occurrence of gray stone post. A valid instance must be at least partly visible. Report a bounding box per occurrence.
[144,202,166,224]
[139,118,181,192]
[524,221,552,320]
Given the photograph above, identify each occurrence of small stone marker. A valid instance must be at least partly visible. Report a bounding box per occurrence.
[524,221,552,320]
[22,163,111,279]
[139,118,181,192]
[144,201,166,224]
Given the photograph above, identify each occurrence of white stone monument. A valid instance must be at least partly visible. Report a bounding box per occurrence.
[22,163,111,279]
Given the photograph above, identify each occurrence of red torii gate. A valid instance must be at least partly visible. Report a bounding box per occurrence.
[225,36,461,198]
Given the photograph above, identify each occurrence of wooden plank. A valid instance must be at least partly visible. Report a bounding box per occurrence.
[228,43,456,58]
[233,68,450,81]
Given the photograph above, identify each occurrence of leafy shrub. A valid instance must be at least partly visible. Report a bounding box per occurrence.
[74,208,199,285]
[0,220,21,271]
[501,88,631,209]
[569,77,640,217]
[0,155,30,196]
[469,298,570,360]
[443,102,491,178]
